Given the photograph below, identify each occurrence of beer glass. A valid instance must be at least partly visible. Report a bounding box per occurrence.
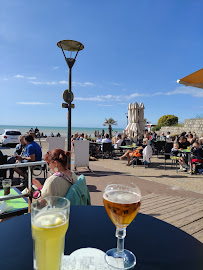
[2,179,12,195]
[103,183,141,269]
[31,197,70,270]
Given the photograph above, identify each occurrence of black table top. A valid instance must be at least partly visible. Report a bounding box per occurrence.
[0,206,202,270]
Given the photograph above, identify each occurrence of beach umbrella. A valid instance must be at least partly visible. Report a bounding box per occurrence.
[131,102,141,138]
[138,102,145,136]
[125,103,133,137]
[177,68,203,89]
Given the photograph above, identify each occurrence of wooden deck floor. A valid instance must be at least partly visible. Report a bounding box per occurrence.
[141,193,203,243]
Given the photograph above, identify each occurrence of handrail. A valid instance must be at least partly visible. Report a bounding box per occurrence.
[0,192,30,202]
[0,160,46,170]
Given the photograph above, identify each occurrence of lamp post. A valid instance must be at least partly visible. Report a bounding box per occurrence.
[57,40,84,169]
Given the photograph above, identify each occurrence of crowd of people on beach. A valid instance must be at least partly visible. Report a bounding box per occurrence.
[28,127,61,138]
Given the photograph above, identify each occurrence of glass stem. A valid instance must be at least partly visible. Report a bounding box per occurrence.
[116,227,126,254]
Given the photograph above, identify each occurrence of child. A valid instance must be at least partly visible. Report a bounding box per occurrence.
[170,142,179,157]
[190,141,203,174]
[171,141,189,172]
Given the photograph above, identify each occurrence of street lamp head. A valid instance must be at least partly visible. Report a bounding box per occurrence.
[57,40,84,52]
[57,40,84,69]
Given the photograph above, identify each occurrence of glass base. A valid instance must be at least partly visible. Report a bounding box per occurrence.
[105,248,136,269]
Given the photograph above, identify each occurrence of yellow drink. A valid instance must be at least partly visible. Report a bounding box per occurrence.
[32,210,69,270]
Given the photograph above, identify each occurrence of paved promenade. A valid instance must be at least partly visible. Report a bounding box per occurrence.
[76,162,203,243]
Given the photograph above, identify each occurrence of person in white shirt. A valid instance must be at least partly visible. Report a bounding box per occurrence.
[114,134,123,149]
[166,131,172,141]
[102,134,112,144]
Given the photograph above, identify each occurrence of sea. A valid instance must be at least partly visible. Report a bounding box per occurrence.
[0,125,124,138]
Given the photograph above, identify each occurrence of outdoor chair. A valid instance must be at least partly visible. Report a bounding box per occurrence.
[101,143,114,159]
[156,141,165,156]
[190,156,203,174]
[164,142,177,170]
[125,140,131,146]
[150,140,157,155]
[32,162,47,179]
[65,174,91,206]
[89,143,98,157]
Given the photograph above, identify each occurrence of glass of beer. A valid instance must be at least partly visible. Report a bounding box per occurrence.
[103,183,141,269]
[2,179,12,195]
[31,196,70,270]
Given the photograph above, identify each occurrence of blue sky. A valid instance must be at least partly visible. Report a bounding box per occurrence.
[0,0,202,129]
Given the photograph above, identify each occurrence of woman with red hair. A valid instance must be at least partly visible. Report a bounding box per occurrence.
[32,149,78,198]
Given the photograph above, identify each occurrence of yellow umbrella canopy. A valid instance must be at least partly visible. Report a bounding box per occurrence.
[177,68,203,89]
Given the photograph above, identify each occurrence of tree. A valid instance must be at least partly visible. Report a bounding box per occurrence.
[157,115,178,126]
[103,118,117,138]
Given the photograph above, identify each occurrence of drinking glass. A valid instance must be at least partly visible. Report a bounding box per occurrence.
[31,196,70,270]
[103,183,141,269]
[2,179,12,195]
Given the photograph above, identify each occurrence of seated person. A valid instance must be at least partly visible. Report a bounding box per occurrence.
[120,138,148,166]
[166,132,172,142]
[121,134,126,146]
[114,134,123,149]
[170,142,180,157]
[178,136,190,171]
[102,134,112,144]
[190,141,203,173]
[83,134,88,140]
[96,135,102,143]
[187,134,195,145]
[7,135,27,179]
[142,141,152,165]
[160,133,166,141]
[32,149,78,198]
[178,136,190,149]
[14,134,42,179]
[198,134,203,146]
[79,133,84,140]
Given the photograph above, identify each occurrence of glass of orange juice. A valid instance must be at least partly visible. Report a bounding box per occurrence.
[31,197,70,270]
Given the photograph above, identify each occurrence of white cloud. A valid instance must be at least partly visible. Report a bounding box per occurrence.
[27,76,37,80]
[75,97,104,101]
[14,75,24,78]
[29,80,94,87]
[112,82,120,86]
[128,93,148,98]
[73,81,94,87]
[165,86,203,97]
[30,81,57,85]
[74,86,203,104]
[59,80,68,84]
[52,66,59,70]
[14,75,37,80]
[75,95,121,102]
[16,102,51,105]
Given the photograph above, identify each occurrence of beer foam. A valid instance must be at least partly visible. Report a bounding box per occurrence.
[103,190,140,204]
